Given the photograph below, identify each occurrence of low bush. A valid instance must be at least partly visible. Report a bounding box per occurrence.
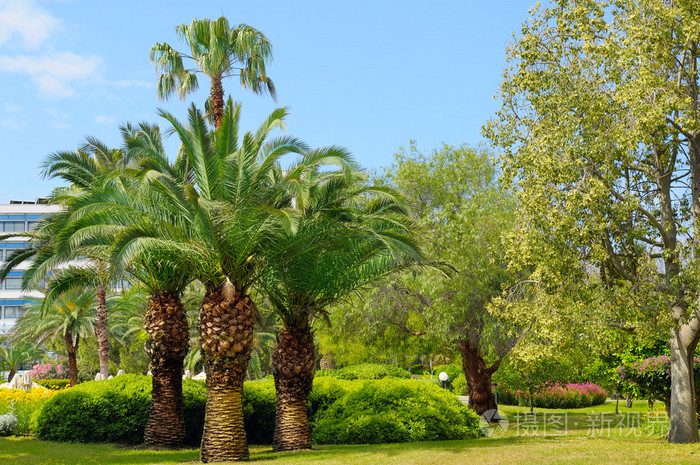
[316,363,410,380]
[35,375,206,445]
[312,379,480,444]
[35,379,70,391]
[242,380,275,444]
[0,387,54,435]
[0,412,17,436]
[497,382,608,409]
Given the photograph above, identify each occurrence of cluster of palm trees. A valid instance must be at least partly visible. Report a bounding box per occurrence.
[0,16,425,462]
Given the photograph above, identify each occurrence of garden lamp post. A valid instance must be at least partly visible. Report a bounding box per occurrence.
[439,371,449,389]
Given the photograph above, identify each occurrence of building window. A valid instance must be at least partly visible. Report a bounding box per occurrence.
[2,222,25,233]
[4,278,22,290]
[27,221,39,231]
[3,306,23,318]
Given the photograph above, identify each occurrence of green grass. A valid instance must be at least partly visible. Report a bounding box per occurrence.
[0,400,697,465]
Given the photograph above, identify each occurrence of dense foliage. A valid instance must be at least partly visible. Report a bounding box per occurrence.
[618,356,700,408]
[316,364,410,381]
[312,379,480,444]
[34,379,71,391]
[28,363,69,381]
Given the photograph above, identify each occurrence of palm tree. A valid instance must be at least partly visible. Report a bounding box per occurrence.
[0,339,43,382]
[102,99,352,461]
[260,168,425,451]
[11,288,96,386]
[151,16,275,129]
[0,139,137,379]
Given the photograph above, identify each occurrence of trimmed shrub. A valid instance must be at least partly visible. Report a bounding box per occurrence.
[35,379,70,391]
[312,379,480,444]
[242,379,276,444]
[35,375,206,445]
[497,382,608,409]
[316,363,410,381]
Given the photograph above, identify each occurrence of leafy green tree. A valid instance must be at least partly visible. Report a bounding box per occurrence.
[485,0,700,443]
[151,16,275,128]
[11,288,96,386]
[334,143,517,415]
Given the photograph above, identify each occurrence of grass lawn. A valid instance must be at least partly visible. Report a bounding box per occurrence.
[1,401,698,465]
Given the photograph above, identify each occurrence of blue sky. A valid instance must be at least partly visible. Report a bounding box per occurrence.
[0,0,536,201]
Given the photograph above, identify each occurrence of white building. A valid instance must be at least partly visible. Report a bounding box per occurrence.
[0,200,61,335]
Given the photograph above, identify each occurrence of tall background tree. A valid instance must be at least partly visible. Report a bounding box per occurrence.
[151,16,275,128]
[333,143,517,415]
[485,0,700,443]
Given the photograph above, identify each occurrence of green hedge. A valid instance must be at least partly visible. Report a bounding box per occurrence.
[36,375,205,445]
[35,379,71,391]
[35,375,479,445]
[312,379,480,444]
[316,363,410,380]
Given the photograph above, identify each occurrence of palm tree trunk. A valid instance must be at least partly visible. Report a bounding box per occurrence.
[144,291,189,446]
[95,284,110,378]
[272,325,315,451]
[199,280,256,462]
[7,369,15,383]
[210,76,225,130]
[64,332,79,387]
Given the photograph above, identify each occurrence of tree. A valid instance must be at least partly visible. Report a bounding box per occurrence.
[334,143,517,415]
[260,165,424,451]
[1,138,137,379]
[151,16,275,129]
[102,99,346,461]
[0,339,42,382]
[11,288,96,386]
[485,0,700,443]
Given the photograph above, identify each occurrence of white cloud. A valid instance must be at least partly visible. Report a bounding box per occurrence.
[95,115,115,125]
[0,0,59,50]
[4,102,21,113]
[1,118,23,130]
[0,52,102,98]
[45,107,69,129]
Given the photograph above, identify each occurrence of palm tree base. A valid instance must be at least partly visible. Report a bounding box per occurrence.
[272,326,315,451]
[200,382,249,462]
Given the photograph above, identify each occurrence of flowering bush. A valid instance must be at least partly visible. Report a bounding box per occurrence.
[497,382,608,409]
[617,355,700,405]
[28,362,69,381]
[0,387,55,435]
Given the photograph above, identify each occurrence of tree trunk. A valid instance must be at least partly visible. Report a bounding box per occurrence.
[95,284,110,378]
[667,317,700,443]
[210,76,225,130]
[64,332,79,387]
[144,291,189,446]
[319,353,336,370]
[7,369,15,383]
[458,339,498,415]
[625,394,633,408]
[272,325,315,451]
[199,281,256,462]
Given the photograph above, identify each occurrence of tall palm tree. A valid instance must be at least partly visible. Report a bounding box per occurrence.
[151,16,275,129]
[12,288,96,386]
[104,99,352,461]
[0,139,137,379]
[260,168,425,451]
